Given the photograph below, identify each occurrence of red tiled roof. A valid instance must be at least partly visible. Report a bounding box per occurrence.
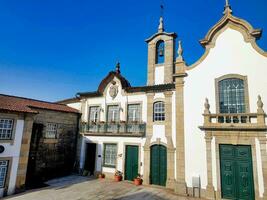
[0,94,79,114]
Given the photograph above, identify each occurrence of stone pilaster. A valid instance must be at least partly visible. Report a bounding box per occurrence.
[259,137,267,199]
[143,135,151,185]
[164,91,175,189]
[205,132,215,199]
[15,114,35,191]
[143,93,154,185]
[147,43,156,86]
[164,39,175,84]
[81,98,87,122]
[173,58,187,195]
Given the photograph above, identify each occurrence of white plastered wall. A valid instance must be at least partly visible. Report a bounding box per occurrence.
[0,119,24,197]
[155,65,165,85]
[184,27,267,196]
[79,76,147,176]
[80,136,145,175]
[67,102,81,111]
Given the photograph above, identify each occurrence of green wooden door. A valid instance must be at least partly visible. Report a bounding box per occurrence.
[150,145,167,186]
[220,145,255,200]
[125,145,138,181]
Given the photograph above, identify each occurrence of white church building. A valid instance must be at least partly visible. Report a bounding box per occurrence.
[63,2,267,199]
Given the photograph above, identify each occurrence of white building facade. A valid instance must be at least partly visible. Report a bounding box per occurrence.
[66,3,267,200]
[0,113,30,197]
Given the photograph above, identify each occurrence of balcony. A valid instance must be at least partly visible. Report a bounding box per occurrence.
[80,121,146,137]
[199,97,267,132]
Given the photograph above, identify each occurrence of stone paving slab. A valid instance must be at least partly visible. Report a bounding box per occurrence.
[4,175,203,200]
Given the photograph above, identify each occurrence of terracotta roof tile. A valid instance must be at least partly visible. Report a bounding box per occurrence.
[0,94,79,114]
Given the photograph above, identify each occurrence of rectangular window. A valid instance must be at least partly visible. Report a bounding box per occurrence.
[89,106,100,123]
[45,123,57,139]
[0,119,13,140]
[103,144,117,167]
[127,104,141,122]
[219,78,246,113]
[153,102,165,121]
[0,160,8,188]
[107,105,119,122]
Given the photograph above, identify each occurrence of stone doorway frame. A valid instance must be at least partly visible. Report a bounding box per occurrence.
[143,137,175,189]
[205,131,266,200]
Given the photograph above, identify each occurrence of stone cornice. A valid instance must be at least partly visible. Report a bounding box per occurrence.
[145,32,177,43]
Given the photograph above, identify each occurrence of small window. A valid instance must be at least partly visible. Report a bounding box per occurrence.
[219,78,246,113]
[156,40,165,64]
[103,144,117,167]
[0,160,8,188]
[0,119,13,140]
[127,104,141,122]
[153,101,165,121]
[89,106,100,123]
[107,105,120,122]
[45,123,57,139]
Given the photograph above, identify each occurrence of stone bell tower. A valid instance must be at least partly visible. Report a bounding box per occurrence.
[146,16,177,85]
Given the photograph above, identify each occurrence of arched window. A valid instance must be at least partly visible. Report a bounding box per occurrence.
[218,78,246,113]
[153,101,165,121]
[156,40,165,64]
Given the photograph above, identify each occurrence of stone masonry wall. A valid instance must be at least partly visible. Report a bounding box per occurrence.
[29,109,79,183]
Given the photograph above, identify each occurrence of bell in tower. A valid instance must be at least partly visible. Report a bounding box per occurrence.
[145,14,177,85]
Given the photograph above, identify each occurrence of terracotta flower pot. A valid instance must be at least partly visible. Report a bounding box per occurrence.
[98,174,105,179]
[134,178,143,186]
[114,175,122,182]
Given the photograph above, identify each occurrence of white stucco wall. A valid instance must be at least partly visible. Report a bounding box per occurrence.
[0,119,24,197]
[81,136,145,176]
[67,102,81,111]
[79,76,148,178]
[155,66,165,85]
[184,27,267,196]
[83,77,147,123]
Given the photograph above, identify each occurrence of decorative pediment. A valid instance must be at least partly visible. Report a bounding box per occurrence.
[98,71,131,94]
[188,5,267,69]
[200,9,262,48]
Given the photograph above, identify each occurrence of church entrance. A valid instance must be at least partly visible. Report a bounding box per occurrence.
[220,144,255,200]
[150,144,167,186]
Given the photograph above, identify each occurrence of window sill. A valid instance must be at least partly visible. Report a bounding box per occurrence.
[43,138,58,144]
[102,165,116,168]
[153,121,166,125]
[0,139,14,144]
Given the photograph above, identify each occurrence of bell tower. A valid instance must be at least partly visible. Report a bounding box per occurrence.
[146,14,177,85]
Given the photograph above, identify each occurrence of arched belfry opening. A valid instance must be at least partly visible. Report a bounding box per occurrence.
[156,40,165,64]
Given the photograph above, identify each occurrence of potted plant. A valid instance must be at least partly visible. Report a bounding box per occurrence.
[114,170,123,182]
[134,174,143,186]
[98,172,105,179]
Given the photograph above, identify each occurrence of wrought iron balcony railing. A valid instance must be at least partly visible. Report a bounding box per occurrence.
[80,122,146,136]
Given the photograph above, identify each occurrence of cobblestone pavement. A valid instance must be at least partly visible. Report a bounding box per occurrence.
[5,175,202,200]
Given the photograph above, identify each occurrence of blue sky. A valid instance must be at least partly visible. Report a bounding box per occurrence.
[0,0,266,102]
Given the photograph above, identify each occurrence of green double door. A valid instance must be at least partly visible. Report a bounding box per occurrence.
[220,144,255,200]
[150,145,167,186]
[125,145,139,181]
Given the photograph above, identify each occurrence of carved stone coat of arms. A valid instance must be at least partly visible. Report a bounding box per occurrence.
[109,84,118,99]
